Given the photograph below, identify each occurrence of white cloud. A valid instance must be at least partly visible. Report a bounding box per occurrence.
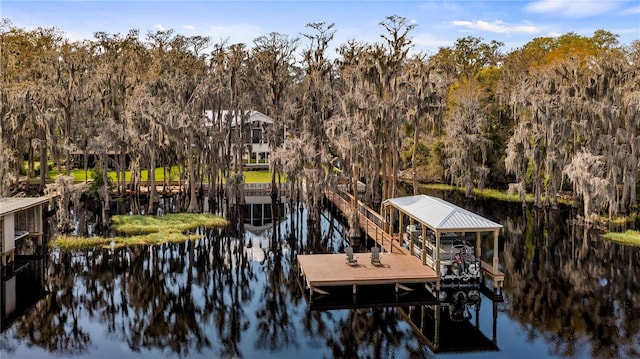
[63,30,97,42]
[183,25,195,30]
[452,20,541,34]
[154,24,165,31]
[412,32,456,48]
[621,5,640,15]
[206,24,263,45]
[525,0,619,17]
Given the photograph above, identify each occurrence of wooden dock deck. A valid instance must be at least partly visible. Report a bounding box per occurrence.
[298,253,438,297]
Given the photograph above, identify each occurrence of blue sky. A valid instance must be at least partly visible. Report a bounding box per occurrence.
[2,1,639,55]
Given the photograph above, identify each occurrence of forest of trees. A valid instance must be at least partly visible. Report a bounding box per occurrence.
[1,16,638,225]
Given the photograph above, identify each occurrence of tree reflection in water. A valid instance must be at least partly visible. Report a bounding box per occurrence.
[1,199,639,358]
[503,206,640,359]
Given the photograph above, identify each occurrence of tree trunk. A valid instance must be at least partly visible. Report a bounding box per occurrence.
[411,120,418,195]
[186,132,200,213]
[100,156,110,228]
[147,149,158,215]
[39,134,47,193]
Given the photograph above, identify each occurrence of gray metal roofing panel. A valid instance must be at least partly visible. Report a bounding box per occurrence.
[0,197,50,216]
[384,195,502,231]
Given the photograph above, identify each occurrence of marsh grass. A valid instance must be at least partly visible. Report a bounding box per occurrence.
[111,213,227,234]
[50,213,227,250]
[420,184,527,202]
[603,230,640,246]
[420,183,572,205]
[603,212,639,225]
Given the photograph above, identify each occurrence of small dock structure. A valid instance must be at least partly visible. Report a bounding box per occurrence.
[1,197,50,266]
[382,195,504,291]
[322,190,505,296]
[298,253,438,298]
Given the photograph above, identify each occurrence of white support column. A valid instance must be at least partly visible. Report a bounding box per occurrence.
[421,226,426,265]
[388,208,395,250]
[492,229,499,273]
[435,231,441,291]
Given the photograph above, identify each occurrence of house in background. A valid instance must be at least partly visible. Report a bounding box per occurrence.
[0,197,49,267]
[204,110,283,168]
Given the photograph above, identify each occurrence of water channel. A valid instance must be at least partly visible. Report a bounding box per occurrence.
[1,191,639,358]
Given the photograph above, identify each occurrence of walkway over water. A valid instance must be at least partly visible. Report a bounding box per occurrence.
[324,190,408,254]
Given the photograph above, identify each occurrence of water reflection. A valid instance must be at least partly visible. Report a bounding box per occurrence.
[0,195,639,358]
[399,288,498,354]
[502,206,640,359]
[1,257,46,333]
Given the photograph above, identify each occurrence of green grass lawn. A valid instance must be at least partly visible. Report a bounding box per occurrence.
[49,166,182,182]
[50,213,228,249]
[47,166,278,183]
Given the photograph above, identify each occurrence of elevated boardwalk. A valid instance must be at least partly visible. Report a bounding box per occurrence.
[325,190,408,254]
[298,253,438,297]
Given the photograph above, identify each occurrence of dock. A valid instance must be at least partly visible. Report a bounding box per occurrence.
[323,189,505,294]
[298,253,438,297]
[325,190,408,254]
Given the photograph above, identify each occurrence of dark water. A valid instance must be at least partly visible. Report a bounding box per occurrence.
[1,195,639,359]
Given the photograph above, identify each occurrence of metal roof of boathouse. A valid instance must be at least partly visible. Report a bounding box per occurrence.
[383,195,503,232]
[0,197,51,217]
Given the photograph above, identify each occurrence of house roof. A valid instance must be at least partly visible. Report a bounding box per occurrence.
[204,110,274,127]
[0,197,50,217]
[383,195,502,232]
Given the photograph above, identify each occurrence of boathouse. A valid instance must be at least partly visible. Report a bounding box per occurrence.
[0,197,50,266]
[300,191,504,301]
[382,195,504,290]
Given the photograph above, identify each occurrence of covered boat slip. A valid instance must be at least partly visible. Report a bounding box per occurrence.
[382,195,504,291]
[0,197,50,266]
[298,253,438,298]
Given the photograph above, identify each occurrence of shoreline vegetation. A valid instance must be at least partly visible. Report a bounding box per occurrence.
[50,213,228,250]
[44,169,636,248]
[603,230,640,247]
[5,21,639,252]
[419,183,575,205]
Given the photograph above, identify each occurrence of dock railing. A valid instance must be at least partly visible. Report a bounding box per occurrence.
[325,189,408,254]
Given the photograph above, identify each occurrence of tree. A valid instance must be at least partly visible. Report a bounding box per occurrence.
[503,31,638,216]
[294,22,336,224]
[444,79,490,196]
[399,54,451,193]
[563,150,609,221]
[437,36,503,197]
[248,32,299,221]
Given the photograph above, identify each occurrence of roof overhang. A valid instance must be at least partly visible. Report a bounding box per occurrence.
[382,195,502,233]
[0,197,51,217]
[204,110,274,127]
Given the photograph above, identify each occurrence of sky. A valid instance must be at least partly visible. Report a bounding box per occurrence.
[2,0,639,56]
